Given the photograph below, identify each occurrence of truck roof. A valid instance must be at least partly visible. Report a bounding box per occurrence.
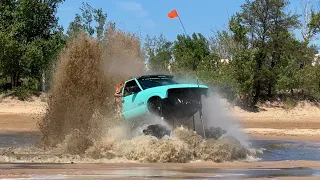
[137,74,174,80]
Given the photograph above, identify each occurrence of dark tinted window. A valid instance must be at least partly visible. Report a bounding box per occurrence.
[138,78,178,89]
[124,80,141,96]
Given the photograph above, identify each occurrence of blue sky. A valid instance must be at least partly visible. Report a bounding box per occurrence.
[56,0,320,45]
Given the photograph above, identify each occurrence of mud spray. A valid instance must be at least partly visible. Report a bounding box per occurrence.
[0,26,261,163]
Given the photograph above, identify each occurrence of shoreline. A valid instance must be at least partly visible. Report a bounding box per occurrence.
[0,160,320,168]
[248,133,320,142]
[0,96,319,142]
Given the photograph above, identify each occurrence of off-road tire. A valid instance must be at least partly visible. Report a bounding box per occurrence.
[204,127,227,140]
[143,124,171,139]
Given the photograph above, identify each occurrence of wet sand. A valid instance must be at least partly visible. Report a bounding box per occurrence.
[0,161,319,179]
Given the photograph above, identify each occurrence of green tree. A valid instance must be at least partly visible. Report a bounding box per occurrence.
[173,33,212,72]
[300,0,314,44]
[228,13,255,105]
[210,30,242,60]
[297,65,320,98]
[94,8,107,42]
[144,34,173,72]
[229,0,301,105]
[67,2,107,41]
[80,2,94,36]
[0,0,65,92]
[67,14,84,38]
[275,36,315,94]
[309,10,320,35]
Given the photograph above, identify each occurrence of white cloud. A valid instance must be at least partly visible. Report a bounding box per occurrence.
[143,19,156,28]
[118,1,156,28]
[118,1,148,18]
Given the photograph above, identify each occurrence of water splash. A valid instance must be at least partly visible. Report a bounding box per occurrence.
[0,127,261,163]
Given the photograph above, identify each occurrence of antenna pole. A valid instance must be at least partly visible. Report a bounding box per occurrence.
[178,16,187,36]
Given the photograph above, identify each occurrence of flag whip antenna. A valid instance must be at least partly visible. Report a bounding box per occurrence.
[168,9,187,36]
[178,16,187,36]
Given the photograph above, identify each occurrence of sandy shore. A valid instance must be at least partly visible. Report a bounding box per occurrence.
[231,102,320,141]
[0,96,45,134]
[0,95,319,142]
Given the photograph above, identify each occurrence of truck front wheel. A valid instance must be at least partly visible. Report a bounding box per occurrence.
[147,97,163,117]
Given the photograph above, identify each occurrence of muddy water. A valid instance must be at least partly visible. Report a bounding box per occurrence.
[1,134,319,162]
[0,127,256,164]
[250,139,320,161]
[1,134,320,179]
[0,134,37,148]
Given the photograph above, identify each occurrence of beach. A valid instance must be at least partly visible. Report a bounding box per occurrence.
[1,96,319,141]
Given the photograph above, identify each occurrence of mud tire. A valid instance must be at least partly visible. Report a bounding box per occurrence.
[143,124,171,139]
[147,97,162,117]
[204,127,227,140]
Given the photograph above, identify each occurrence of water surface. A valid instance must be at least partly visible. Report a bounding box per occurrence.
[1,134,320,162]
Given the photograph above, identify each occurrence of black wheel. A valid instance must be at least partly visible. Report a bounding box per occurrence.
[204,127,227,140]
[142,124,171,139]
[147,97,163,117]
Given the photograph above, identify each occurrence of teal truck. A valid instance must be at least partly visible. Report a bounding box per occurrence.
[117,74,226,139]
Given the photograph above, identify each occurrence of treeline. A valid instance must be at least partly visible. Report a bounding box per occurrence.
[0,0,319,107]
[145,0,320,107]
[0,0,66,99]
[0,1,107,99]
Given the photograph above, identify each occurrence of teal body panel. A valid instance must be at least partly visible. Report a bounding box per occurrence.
[121,78,209,121]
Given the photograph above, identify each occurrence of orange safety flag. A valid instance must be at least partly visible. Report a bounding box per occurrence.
[168,9,179,18]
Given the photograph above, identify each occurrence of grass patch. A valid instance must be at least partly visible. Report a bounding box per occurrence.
[283,97,298,110]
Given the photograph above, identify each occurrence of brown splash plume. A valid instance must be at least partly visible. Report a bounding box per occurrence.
[38,33,113,150]
[37,23,145,152]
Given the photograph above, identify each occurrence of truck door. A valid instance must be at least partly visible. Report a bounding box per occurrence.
[122,79,143,120]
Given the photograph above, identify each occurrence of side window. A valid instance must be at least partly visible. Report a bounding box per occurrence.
[123,80,141,97]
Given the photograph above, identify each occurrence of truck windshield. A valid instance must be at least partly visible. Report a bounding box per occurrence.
[138,78,178,89]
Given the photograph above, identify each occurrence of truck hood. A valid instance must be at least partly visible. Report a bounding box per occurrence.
[141,83,209,98]
[164,84,209,97]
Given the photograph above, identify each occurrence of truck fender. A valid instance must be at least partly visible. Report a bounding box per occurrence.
[145,92,167,103]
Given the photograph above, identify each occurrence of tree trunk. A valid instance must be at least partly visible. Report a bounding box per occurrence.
[268,60,276,97]
[268,83,272,97]
[252,50,265,106]
[10,73,14,89]
[41,71,46,92]
[252,82,260,106]
[16,72,20,87]
[11,72,17,88]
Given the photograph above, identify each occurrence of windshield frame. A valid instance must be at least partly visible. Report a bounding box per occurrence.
[137,77,178,90]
